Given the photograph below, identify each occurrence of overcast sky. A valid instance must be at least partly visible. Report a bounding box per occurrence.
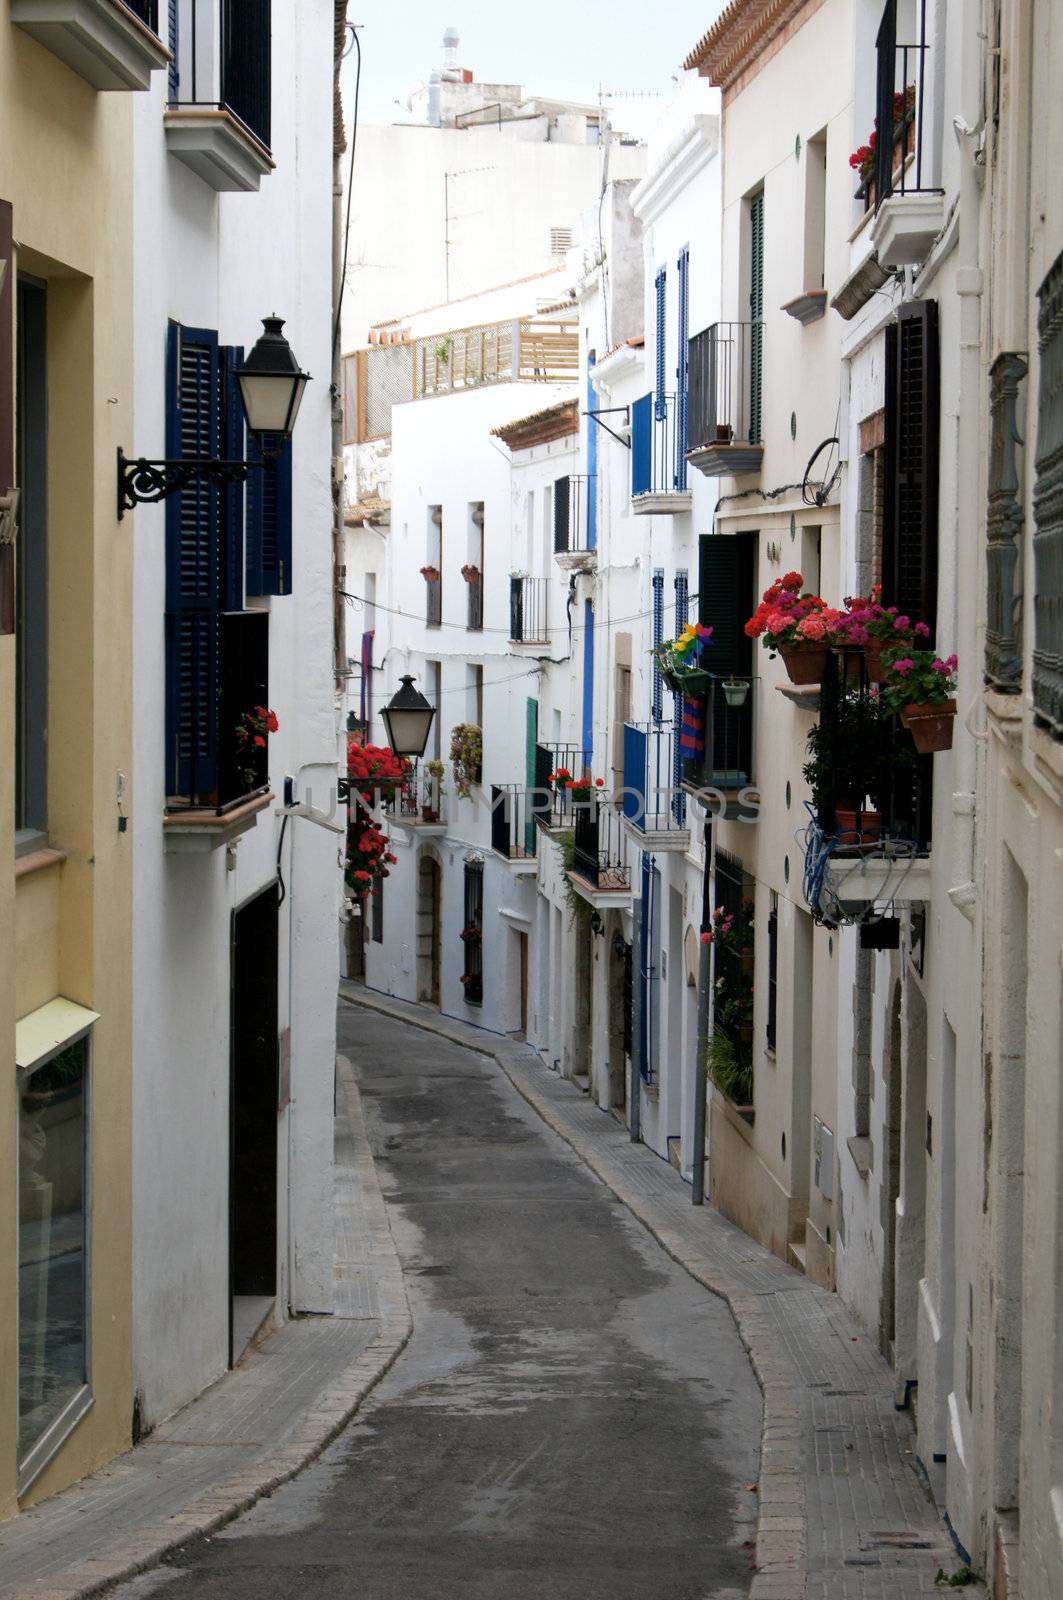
[342,4,726,129]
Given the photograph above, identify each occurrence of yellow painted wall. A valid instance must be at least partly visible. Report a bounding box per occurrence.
[1,10,134,1515]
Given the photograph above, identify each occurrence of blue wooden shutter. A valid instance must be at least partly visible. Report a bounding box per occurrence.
[246,434,293,596]
[221,344,244,610]
[676,247,689,490]
[631,393,652,496]
[165,321,221,800]
[654,268,667,420]
[651,568,664,722]
[586,351,597,548]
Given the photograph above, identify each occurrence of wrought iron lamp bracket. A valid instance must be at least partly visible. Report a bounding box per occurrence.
[117,447,274,519]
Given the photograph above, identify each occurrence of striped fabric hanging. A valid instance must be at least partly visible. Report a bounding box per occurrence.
[680,696,705,759]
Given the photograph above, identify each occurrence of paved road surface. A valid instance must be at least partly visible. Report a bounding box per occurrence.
[113,1008,762,1600]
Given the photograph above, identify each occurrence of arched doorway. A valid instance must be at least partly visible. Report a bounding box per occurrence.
[416,854,441,1006]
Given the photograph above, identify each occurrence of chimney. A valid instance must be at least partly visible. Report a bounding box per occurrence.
[442,27,459,70]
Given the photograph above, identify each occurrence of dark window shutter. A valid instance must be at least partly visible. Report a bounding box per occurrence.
[749,193,764,441]
[651,569,664,722]
[655,269,667,420]
[676,247,690,469]
[697,532,756,675]
[0,198,13,636]
[167,0,178,99]
[883,300,939,634]
[553,474,570,552]
[165,322,221,800]
[631,393,652,495]
[766,898,778,1052]
[246,433,293,596]
[221,344,244,610]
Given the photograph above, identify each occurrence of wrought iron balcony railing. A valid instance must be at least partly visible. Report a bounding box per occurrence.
[622,722,687,832]
[491,784,536,862]
[510,576,548,643]
[631,392,688,498]
[871,0,935,213]
[682,677,756,802]
[532,742,591,829]
[572,801,631,892]
[125,0,159,27]
[169,0,272,150]
[553,475,595,557]
[395,764,446,827]
[686,324,764,473]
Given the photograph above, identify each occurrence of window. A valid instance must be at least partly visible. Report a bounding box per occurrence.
[16,1007,94,1492]
[370,875,383,943]
[245,430,292,596]
[654,267,667,421]
[651,569,665,723]
[1033,250,1063,737]
[676,248,690,482]
[1,199,14,638]
[672,572,689,824]
[426,505,442,626]
[16,276,48,845]
[803,131,827,291]
[472,664,483,731]
[462,861,483,1004]
[165,321,269,810]
[169,0,272,151]
[466,502,483,631]
[427,660,442,760]
[747,191,764,443]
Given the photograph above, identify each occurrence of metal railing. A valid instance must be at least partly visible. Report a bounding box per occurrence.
[533,742,591,829]
[687,324,763,452]
[683,677,756,795]
[418,317,578,397]
[985,352,1027,693]
[572,801,631,891]
[553,474,595,555]
[169,0,271,150]
[872,0,935,212]
[466,574,483,631]
[622,723,687,832]
[815,652,932,850]
[396,763,446,826]
[425,575,441,626]
[510,575,548,642]
[631,392,687,496]
[1033,253,1063,736]
[491,784,536,861]
[123,0,159,28]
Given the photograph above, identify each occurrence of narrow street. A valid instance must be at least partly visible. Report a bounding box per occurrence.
[112,1007,761,1600]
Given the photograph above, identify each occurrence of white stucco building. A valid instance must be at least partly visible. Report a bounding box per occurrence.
[129,0,339,1428]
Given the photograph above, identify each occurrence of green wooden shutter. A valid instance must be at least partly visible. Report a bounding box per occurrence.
[883,299,939,634]
[165,321,221,801]
[698,533,756,675]
[748,192,764,443]
[525,697,538,855]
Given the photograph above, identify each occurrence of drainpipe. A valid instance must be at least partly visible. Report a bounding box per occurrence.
[332,15,347,692]
[947,73,986,921]
[692,928,710,1205]
[629,895,642,1143]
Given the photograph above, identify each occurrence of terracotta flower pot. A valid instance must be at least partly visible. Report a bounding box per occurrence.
[900,699,956,753]
[833,805,882,845]
[777,641,830,685]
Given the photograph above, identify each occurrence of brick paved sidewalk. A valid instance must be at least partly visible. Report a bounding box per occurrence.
[343,983,974,1600]
[0,1054,411,1600]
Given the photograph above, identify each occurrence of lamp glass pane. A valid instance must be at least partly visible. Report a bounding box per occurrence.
[382,707,434,757]
[238,372,303,436]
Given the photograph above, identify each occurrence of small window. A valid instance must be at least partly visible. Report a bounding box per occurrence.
[766,893,778,1052]
[462,861,484,1004]
[371,875,384,943]
[550,227,574,256]
[15,276,48,847]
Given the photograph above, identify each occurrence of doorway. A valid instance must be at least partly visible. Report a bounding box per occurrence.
[516,930,528,1036]
[230,886,280,1365]
[416,854,441,1006]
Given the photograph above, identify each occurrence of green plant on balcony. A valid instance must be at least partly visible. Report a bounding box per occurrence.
[234,705,278,794]
[449,723,482,798]
[881,649,958,753]
[802,687,911,836]
[706,1030,754,1108]
[654,622,714,693]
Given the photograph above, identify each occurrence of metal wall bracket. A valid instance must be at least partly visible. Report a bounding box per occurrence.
[117,447,268,519]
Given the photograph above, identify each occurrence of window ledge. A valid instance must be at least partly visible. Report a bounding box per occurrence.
[871,190,947,270]
[781,289,827,326]
[686,442,763,478]
[15,846,68,882]
[847,1133,873,1178]
[164,108,274,193]
[12,0,170,91]
[554,548,596,573]
[630,490,693,517]
[163,791,272,852]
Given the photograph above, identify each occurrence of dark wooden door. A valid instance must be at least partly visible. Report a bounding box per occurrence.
[230,888,279,1338]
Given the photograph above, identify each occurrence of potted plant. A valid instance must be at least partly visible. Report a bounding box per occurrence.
[745,572,842,684]
[881,650,958,752]
[839,586,929,680]
[347,737,409,804]
[234,705,279,793]
[706,1030,754,1109]
[721,676,750,708]
[565,775,605,804]
[419,564,440,583]
[654,622,714,693]
[460,563,481,583]
[802,690,903,845]
[422,757,446,820]
[450,723,483,798]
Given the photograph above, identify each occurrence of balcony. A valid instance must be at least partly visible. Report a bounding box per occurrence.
[621,723,689,850]
[425,573,442,627]
[419,317,578,397]
[164,0,273,192]
[631,393,692,514]
[553,475,596,570]
[164,609,271,850]
[12,0,170,90]
[532,742,591,831]
[390,765,447,836]
[681,676,758,821]
[685,324,764,478]
[510,576,548,644]
[568,802,632,907]
[868,0,945,268]
[490,785,537,873]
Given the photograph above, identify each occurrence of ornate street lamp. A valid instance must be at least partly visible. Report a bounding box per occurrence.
[380,675,436,759]
[116,316,310,518]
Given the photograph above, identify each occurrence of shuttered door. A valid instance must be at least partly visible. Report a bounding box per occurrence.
[676,248,689,489]
[698,534,756,782]
[221,344,244,610]
[524,697,538,856]
[553,473,570,552]
[749,192,764,443]
[655,268,667,421]
[651,569,665,723]
[673,571,688,824]
[165,323,221,800]
[883,300,939,636]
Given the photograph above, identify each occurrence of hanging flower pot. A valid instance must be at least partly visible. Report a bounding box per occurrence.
[777,641,831,685]
[833,804,883,844]
[900,699,956,753]
[420,564,440,582]
[721,677,750,708]
[460,564,481,583]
